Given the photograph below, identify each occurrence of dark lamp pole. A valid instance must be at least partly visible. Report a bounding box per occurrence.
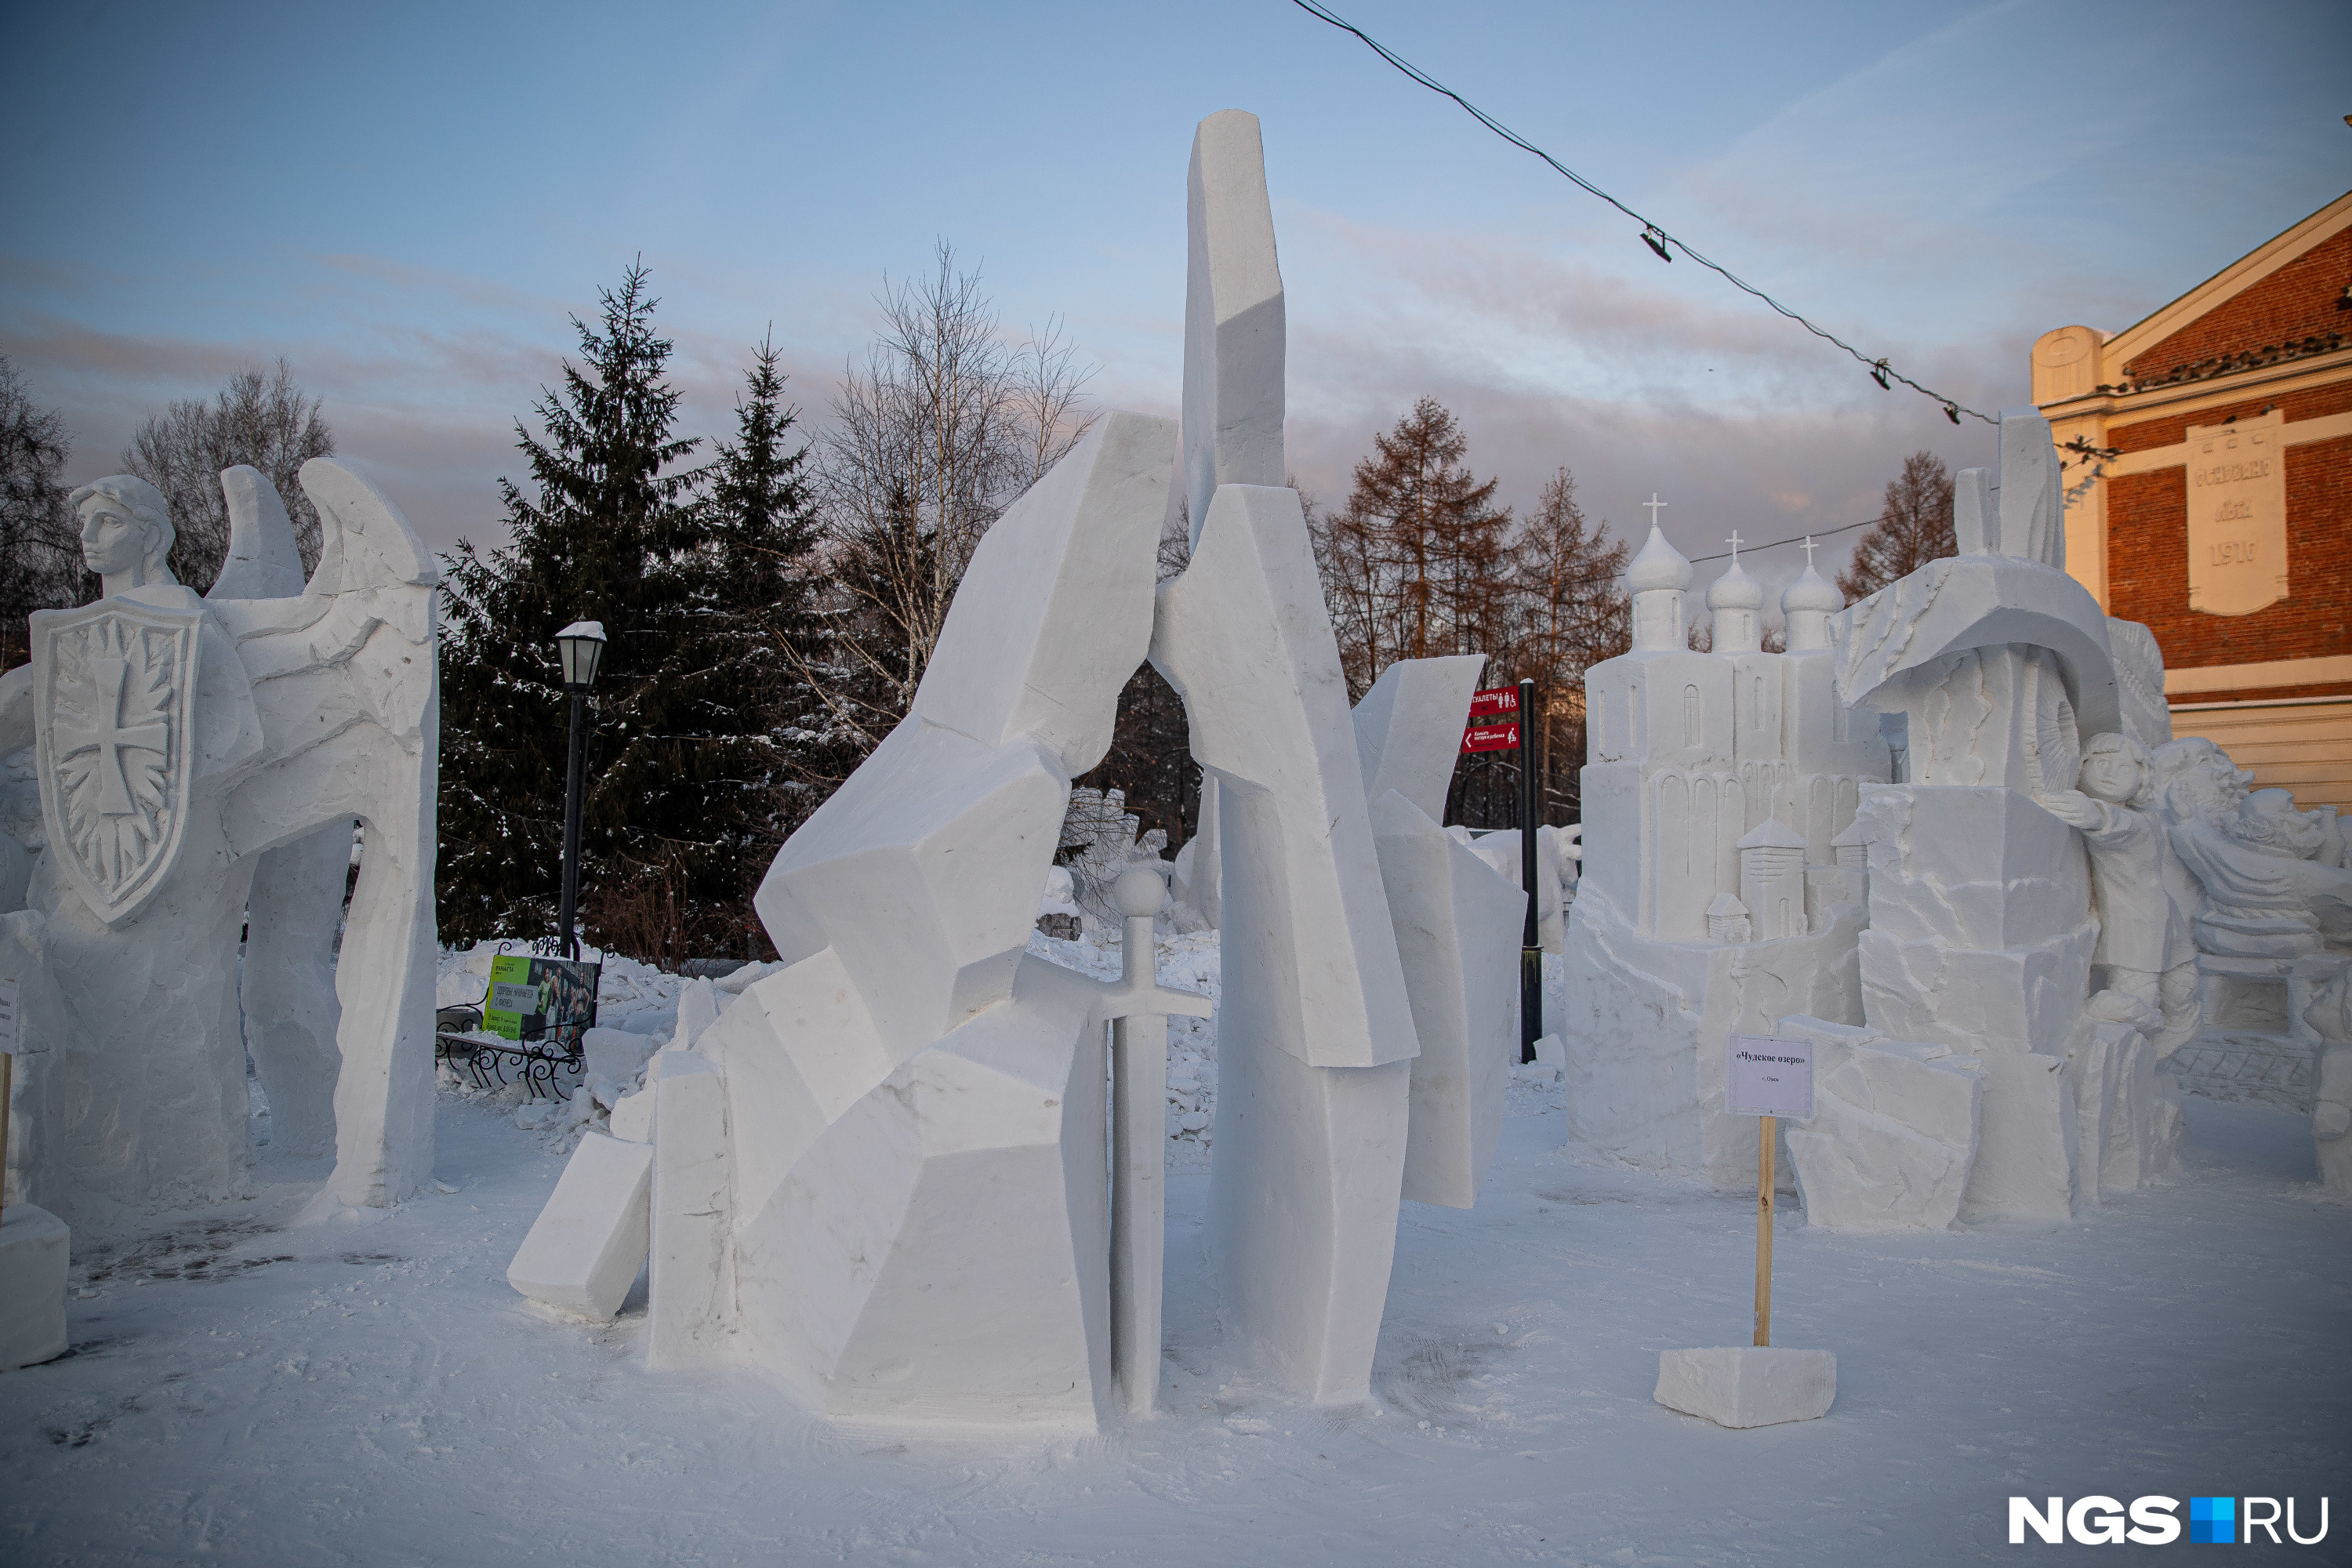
[554,620,606,960]
[1519,677,1541,1064]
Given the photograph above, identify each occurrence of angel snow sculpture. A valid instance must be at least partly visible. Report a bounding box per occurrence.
[0,462,438,1229]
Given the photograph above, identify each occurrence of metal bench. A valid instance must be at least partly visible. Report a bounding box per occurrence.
[435,942,601,1099]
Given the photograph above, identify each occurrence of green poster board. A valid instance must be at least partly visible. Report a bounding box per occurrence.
[481,954,600,1041]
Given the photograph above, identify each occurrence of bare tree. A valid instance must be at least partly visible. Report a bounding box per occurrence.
[122,358,334,594]
[1838,449,1955,602]
[1,354,85,670]
[812,243,1096,749]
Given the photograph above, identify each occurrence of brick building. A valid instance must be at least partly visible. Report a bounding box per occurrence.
[2032,190,2350,811]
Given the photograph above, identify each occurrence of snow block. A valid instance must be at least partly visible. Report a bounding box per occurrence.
[648,1051,732,1370]
[1962,1051,2080,1222]
[1780,1016,1980,1232]
[506,1132,652,1320]
[0,1203,70,1371]
[583,1026,659,1090]
[1654,1346,1835,1428]
[608,1084,656,1144]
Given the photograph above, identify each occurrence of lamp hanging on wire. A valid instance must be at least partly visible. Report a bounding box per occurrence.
[1640,225,1672,263]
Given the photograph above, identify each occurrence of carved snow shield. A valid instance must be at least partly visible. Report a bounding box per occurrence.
[33,599,204,925]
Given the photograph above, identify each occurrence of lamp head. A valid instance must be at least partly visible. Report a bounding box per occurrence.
[554,620,607,690]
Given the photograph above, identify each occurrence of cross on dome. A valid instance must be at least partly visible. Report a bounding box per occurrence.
[1800,535,1818,568]
[1642,493,1668,527]
[1726,531,1745,566]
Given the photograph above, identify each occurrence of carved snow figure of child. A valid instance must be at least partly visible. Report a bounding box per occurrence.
[2038,733,2197,1055]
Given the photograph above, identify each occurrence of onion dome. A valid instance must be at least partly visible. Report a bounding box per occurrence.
[1781,562,1842,616]
[1707,557,1763,613]
[1627,525,1693,593]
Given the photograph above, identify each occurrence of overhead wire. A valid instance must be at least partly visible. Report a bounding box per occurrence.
[1285,0,1994,426]
[1684,515,1875,565]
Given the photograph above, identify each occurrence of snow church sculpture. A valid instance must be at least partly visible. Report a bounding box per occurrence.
[1560,524,1888,1186]
[0,462,440,1229]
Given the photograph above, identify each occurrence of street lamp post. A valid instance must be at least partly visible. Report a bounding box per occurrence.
[553,620,607,960]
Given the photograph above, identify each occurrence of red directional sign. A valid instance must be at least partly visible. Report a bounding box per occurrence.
[1467,686,1519,720]
[1462,686,1523,753]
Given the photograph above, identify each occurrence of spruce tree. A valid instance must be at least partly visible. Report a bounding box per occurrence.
[437,263,707,954]
[702,334,832,862]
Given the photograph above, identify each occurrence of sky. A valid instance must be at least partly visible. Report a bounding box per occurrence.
[5,0,2347,607]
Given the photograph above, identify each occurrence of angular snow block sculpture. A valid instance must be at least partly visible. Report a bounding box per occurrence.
[1655,1347,1835,1429]
[1353,655,1486,824]
[1374,792,1523,1207]
[1154,480,1420,1403]
[506,1131,652,1320]
[510,410,1181,1428]
[0,1203,70,1372]
[1182,110,1286,543]
[1351,656,1519,1208]
[1777,1015,1980,1232]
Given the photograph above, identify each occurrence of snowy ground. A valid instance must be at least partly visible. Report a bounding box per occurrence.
[5,937,2348,1566]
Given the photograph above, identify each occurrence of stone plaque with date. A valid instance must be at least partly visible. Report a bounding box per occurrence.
[2184,408,2287,616]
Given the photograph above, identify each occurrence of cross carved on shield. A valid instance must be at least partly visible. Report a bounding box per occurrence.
[31,597,204,926]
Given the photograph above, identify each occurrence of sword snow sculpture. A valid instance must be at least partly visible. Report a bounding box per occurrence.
[510,109,1539,1427]
[0,462,438,1229]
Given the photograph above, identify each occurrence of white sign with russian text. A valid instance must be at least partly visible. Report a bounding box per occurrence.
[1727,1033,1813,1118]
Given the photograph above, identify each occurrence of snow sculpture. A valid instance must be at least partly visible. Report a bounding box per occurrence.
[1453,827,1566,954]
[1350,656,1523,1207]
[0,462,438,1228]
[1148,111,1421,1403]
[515,107,1434,1423]
[1561,528,1886,1185]
[2160,756,2352,1112]
[1816,408,2187,1222]
[2307,963,2352,1196]
[612,412,1196,1425]
[2036,734,2198,1056]
[205,470,348,1160]
[1777,1015,1980,1232]
[0,1200,69,1372]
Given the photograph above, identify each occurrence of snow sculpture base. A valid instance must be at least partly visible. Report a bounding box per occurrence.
[0,1203,70,1372]
[1561,891,1862,1186]
[694,950,1112,1428]
[1654,1347,1835,1429]
[506,1132,651,1320]
[1853,784,2111,1221]
[1777,1016,1981,1232]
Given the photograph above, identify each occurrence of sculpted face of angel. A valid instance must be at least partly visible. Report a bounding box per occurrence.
[69,476,176,594]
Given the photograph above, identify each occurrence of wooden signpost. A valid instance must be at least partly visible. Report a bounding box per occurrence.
[1725,1033,1814,1345]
